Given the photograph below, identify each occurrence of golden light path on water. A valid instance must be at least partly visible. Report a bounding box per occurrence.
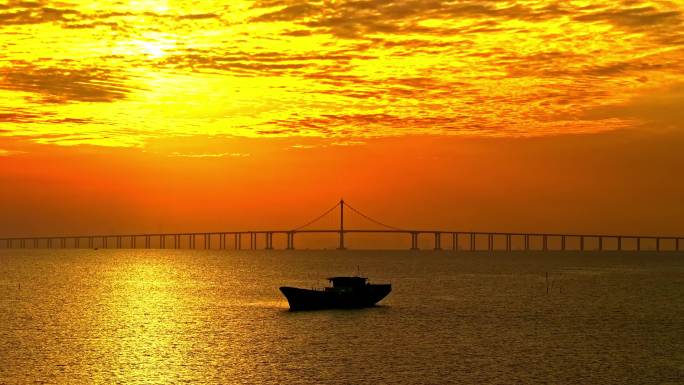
[1,0,683,148]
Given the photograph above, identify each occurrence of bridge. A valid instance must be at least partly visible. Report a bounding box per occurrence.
[0,200,682,252]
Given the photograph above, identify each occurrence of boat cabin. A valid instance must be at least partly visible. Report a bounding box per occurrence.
[327,276,368,288]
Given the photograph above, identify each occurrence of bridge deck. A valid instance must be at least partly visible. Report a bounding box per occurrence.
[0,230,681,252]
[1,200,681,251]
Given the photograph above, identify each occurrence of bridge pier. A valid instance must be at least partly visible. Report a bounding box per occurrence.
[103,237,108,249]
[524,234,530,251]
[434,232,441,250]
[617,236,622,251]
[117,236,122,249]
[677,238,680,252]
[487,233,493,251]
[410,232,418,250]
[145,235,150,249]
[561,235,566,251]
[452,233,458,251]
[266,232,273,250]
[579,236,584,251]
[506,234,512,252]
[656,237,661,252]
[598,236,603,251]
[287,232,295,250]
[470,233,476,251]
[543,235,548,251]
[636,237,640,251]
[338,231,346,250]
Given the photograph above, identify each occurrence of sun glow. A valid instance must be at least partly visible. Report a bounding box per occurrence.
[118,37,176,59]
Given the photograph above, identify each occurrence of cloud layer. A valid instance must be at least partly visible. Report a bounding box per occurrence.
[0,0,683,146]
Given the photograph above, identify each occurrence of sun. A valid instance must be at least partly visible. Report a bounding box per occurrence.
[138,40,167,58]
[114,34,176,59]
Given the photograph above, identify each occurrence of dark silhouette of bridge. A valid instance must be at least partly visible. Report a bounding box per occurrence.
[0,200,682,251]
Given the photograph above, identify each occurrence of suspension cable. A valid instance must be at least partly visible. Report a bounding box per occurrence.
[292,201,340,231]
[344,202,405,231]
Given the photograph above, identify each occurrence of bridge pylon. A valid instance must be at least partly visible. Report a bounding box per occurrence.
[337,199,346,250]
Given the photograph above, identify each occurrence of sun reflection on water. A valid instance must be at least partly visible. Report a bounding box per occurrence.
[100,260,193,383]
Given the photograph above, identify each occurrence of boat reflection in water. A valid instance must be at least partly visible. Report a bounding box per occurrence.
[280,276,392,311]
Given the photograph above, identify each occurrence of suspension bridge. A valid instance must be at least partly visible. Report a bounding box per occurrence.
[0,200,682,252]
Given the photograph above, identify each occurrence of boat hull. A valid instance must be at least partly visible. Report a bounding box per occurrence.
[280,284,391,311]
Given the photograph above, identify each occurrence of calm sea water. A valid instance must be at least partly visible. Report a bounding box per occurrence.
[1,250,683,384]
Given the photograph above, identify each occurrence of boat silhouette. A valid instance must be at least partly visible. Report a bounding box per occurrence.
[280,276,391,311]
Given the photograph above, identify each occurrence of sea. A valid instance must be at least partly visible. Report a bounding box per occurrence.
[1,249,683,384]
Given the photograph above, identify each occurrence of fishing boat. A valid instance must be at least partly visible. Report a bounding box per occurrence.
[280,276,391,311]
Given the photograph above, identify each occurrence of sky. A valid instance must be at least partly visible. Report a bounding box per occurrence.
[1,0,683,240]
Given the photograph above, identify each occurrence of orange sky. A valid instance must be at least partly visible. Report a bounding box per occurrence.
[1,0,684,238]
